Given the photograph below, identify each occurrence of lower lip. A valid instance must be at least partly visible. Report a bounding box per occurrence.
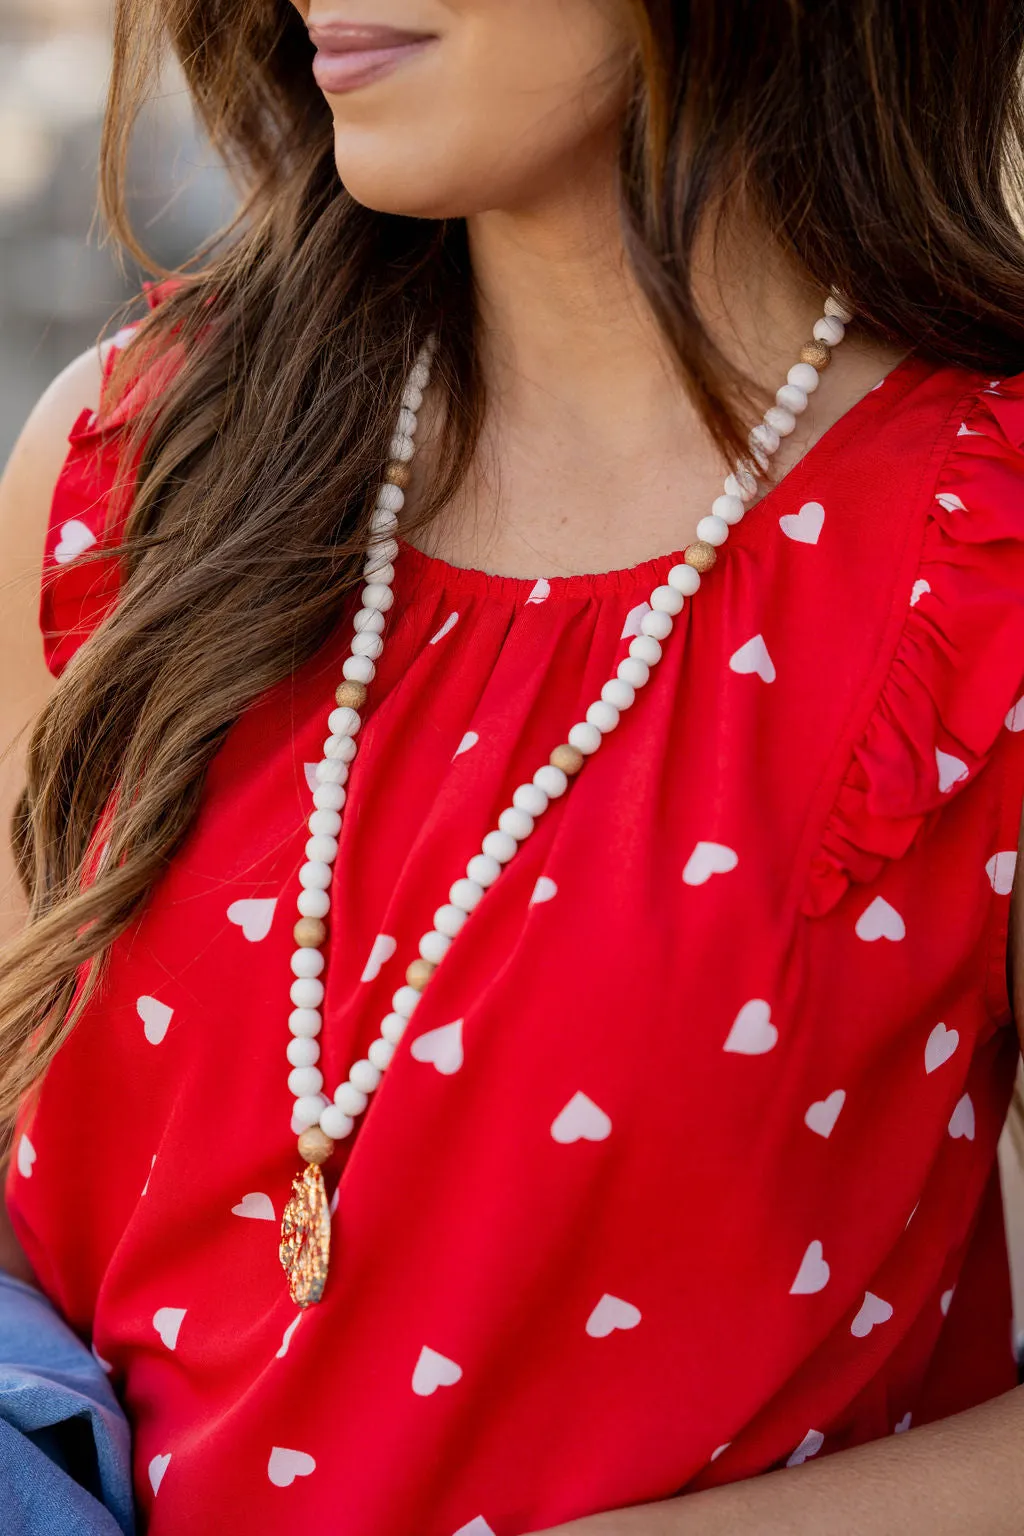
[312,40,433,94]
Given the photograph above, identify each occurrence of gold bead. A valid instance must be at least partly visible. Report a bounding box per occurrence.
[550,744,585,777]
[684,541,717,572]
[294,916,327,948]
[335,681,367,711]
[406,958,436,991]
[384,462,411,488]
[800,340,831,370]
[297,1126,335,1165]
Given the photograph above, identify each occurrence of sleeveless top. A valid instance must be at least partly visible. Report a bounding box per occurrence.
[9,294,1024,1536]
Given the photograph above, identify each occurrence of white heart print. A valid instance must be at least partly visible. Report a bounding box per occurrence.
[267,1447,317,1487]
[940,1287,955,1317]
[550,1091,612,1144]
[54,518,97,564]
[894,1412,912,1434]
[986,850,1017,895]
[779,501,825,545]
[851,1290,893,1338]
[786,1429,824,1467]
[620,602,651,640]
[152,1307,187,1351]
[936,747,969,794]
[303,762,320,793]
[276,1316,302,1359]
[530,875,558,905]
[948,1093,975,1140]
[585,1294,642,1338]
[526,578,550,605]
[924,1023,959,1074]
[728,633,776,683]
[16,1134,35,1178]
[682,841,738,886]
[790,1240,830,1295]
[148,1454,171,1496]
[710,1443,730,1462]
[231,1192,275,1221]
[226,898,277,942]
[1006,696,1024,732]
[361,933,397,983]
[453,731,479,758]
[430,611,460,645]
[910,579,931,606]
[452,1520,496,1536]
[412,1345,463,1396]
[723,999,777,1055]
[935,491,967,513]
[804,1089,845,1139]
[410,1019,464,1076]
[854,896,905,943]
[136,995,173,1045]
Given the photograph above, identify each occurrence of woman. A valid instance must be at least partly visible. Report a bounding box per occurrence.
[2,0,1024,1531]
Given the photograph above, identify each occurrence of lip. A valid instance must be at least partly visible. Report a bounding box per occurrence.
[307,20,436,94]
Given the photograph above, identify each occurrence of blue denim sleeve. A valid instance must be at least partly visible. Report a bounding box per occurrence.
[0,1272,134,1535]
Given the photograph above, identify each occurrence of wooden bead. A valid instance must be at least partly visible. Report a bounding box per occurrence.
[550,744,585,777]
[294,916,327,948]
[297,1125,335,1165]
[384,462,411,488]
[799,340,831,370]
[406,958,436,991]
[335,681,367,711]
[684,541,718,572]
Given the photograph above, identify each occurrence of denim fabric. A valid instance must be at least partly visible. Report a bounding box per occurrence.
[0,1272,134,1535]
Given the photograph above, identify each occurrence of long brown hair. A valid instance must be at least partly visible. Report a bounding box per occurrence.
[4,0,1024,1135]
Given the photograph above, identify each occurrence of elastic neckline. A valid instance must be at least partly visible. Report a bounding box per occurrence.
[395,347,928,602]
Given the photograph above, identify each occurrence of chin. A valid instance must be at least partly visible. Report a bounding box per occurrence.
[331,137,514,222]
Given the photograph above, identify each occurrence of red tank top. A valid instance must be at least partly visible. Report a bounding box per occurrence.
[9,302,1024,1535]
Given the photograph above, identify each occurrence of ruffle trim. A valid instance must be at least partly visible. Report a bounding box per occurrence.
[804,370,1024,916]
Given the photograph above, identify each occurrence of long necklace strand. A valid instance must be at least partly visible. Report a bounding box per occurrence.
[279,293,855,1306]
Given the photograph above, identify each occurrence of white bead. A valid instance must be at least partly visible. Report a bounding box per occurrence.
[712,493,745,525]
[353,607,386,635]
[328,706,361,739]
[651,584,685,614]
[629,635,662,666]
[641,609,673,640]
[380,1012,408,1044]
[352,631,385,659]
[667,563,701,597]
[482,830,517,864]
[695,515,729,547]
[373,536,400,564]
[288,1065,324,1098]
[788,362,820,393]
[308,808,342,838]
[763,405,796,437]
[305,834,338,865]
[296,888,330,919]
[408,360,430,391]
[498,807,534,841]
[368,1036,396,1071]
[362,583,394,613]
[824,293,854,323]
[290,977,324,1009]
[567,721,602,755]
[813,315,845,346]
[513,782,549,817]
[534,764,568,799]
[450,877,485,913]
[376,483,405,513]
[617,656,650,689]
[389,434,415,462]
[289,1006,322,1038]
[402,384,424,411]
[343,655,375,685]
[314,757,348,785]
[350,1058,382,1094]
[392,986,422,1019]
[331,732,358,763]
[467,853,502,887]
[397,407,418,438]
[363,559,395,587]
[602,678,635,711]
[775,383,808,415]
[334,1081,368,1117]
[299,860,332,891]
[312,784,346,813]
[371,507,398,534]
[292,1094,329,1132]
[322,739,352,768]
[725,465,758,500]
[290,946,325,979]
[749,422,780,456]
[435,901,469,936]
[319,1105,355,1140]
[586,699,620,734]
[287,1036,320,1068]
[419,929,452,964]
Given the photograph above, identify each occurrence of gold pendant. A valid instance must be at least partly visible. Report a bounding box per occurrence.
[279,1161,331,1307]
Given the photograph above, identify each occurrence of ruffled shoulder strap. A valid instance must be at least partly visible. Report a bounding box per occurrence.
[40,279,188,677]
[804,368,1024,915]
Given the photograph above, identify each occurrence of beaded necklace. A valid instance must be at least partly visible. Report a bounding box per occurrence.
[279,290,855,1306]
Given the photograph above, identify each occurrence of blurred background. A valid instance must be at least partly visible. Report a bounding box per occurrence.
[0,0,236,461]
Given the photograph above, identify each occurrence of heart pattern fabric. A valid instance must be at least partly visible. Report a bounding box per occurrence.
[728,633,776,683]
[804,1089,845,1139]
[855,897,905,943]
[54,518,97,564]
[779,501,825,545]
[410,1019,464,1076]
[231,1192,275,1221]
[412,1346,463,1397]
[723,999,777,1055]
[16,1135,35,1179]
[550,1092,612,1144]
[790,1240,830,1296]
[585,1294,642,1338]
[850,1291,893,1338]
[786,1429,824,1468]
[152,1307,187,1351]
[924,1023,959,1074]
[682,841,738,886]
[267,1447,317,1487]
[137,996,174,1045]
[226,898,277,942]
